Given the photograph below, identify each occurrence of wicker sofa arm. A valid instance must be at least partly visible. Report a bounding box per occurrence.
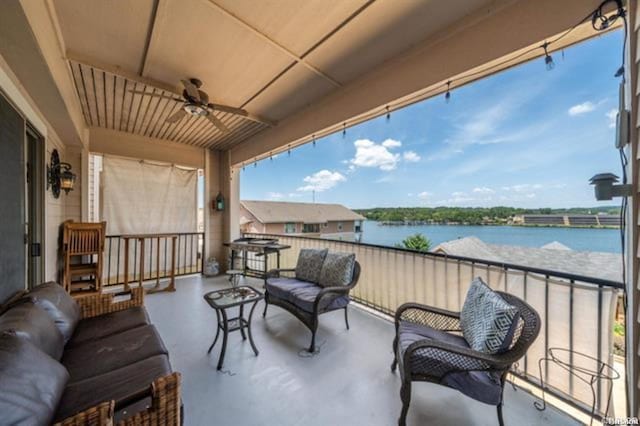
[403,339,511,380]
[395,302,461,332]
[54,401,114,426]
[75,287,144,320]
[266,268,296,279]
[313,285,352,313]
[56,373,181,426]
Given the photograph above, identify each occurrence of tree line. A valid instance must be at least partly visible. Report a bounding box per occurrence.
[355,206,620,225]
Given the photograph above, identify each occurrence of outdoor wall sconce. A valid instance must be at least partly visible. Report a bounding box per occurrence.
[589,173,632,201]
[214,192,225,212]
[47,149,76,199]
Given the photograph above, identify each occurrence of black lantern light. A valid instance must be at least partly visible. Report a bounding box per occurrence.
[215,192,225,211]
[47,149,76,198]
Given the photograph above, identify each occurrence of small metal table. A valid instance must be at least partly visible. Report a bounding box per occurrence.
[534,347,619,425]
[203,286,263,370]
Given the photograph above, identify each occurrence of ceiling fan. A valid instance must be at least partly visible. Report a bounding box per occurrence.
[129,78,259,133]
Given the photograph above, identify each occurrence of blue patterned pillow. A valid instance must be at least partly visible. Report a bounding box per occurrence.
[318,252,355,288]
[460,278,519,354]
[295,249,328,283]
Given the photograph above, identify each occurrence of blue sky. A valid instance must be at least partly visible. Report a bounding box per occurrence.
[241,30,623,210]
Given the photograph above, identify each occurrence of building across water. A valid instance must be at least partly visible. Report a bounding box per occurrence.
[513,214,621,227]
[240,200,365,241]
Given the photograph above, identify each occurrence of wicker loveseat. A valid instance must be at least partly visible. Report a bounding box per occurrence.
[0,282,180,425]
[263,249,361,352]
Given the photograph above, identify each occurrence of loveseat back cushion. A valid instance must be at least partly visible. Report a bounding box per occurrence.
[0,332,69,425]
[67,306,150,347]
[460,278,519,354]
[25,281,80,344]
[295,248,328,283]
[318,252,355,288]
[0,301,65,359]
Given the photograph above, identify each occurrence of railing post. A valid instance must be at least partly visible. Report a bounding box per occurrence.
[123,237,130,291]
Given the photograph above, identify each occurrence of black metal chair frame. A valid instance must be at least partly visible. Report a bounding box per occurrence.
[391,292,541,426]
[263,262,361,352]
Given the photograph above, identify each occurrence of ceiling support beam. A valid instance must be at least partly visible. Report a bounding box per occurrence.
[204,0,342,88]
[139,0,161,76]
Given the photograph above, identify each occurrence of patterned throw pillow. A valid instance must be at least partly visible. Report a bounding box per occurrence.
[318,252,356,288]
[295,249,328,283]
[460,278,519,354]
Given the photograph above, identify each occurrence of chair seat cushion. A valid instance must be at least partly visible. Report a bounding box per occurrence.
[0,301,65,359]
[68,306,150,347]
[55,354,172,423]
[0,333,69,425]
[62,325,168,382]
[23,281,80,344]
[266,277,349,313]
[397,321,502,405]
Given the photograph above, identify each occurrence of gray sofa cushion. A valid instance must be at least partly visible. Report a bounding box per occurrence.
[63,324,168,382]
[0,301,65,360]
[397,321,502,405]
[460,278,518,354]
[295,248,328,283]
[55,354,172,422]
[318,252,355,288]
[266,277,349,313]
[68,306,150,347]
[0,332,69,425]
[25,281,80,344]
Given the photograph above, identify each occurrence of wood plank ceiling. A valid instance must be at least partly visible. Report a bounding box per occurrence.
[68,61,268,149]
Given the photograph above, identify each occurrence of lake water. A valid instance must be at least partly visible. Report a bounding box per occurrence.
[360,221,621,253]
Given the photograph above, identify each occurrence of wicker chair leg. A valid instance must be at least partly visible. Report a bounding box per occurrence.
[497,402,504,426]
[398,380,411,426]
[308,329,316,353]
[262,300,268,317]
[344,306,350,330]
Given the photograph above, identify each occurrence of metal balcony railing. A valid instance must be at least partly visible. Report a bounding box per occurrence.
[245,232,624,419]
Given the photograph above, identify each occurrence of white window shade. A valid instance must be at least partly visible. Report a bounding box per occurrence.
[102,156,197,235]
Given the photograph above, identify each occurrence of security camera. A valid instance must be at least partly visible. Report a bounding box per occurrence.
[589,173,632,201]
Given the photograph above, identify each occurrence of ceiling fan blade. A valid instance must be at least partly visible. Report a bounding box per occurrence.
[205,112,229,133]
[181,79,200,102]
[128,90,183,102]
[208,103,248,116]
[166,108,187,123]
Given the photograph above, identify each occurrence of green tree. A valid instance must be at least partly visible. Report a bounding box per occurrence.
[397,233,431,252]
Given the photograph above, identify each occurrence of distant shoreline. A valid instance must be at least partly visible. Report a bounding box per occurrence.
[373,221,620,230]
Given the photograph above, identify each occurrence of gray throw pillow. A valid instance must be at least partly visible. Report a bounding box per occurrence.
[0,332,69,425]
[460,278,518,354]
[295,249,328,283]
[0,301,65,360]
[24,282,80,344]
[318,252,356,288]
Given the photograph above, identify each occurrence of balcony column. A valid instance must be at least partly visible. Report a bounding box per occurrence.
[204,149,240,272]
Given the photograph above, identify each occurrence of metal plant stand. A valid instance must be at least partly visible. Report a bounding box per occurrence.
[203,286,264,370]
[534,347,619,425]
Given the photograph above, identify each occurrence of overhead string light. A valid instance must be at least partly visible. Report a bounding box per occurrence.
[287,144,291,156]
[386,106,391,121]
[342,123,347,138]
[270,152,273,161]
[444,81,451,103]
[312,135,316,147]
[254,161,257,168]
[542,41,554,71]
[242,163,245,171]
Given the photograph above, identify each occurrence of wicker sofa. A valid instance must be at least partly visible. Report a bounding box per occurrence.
[0,282,180,425]
[263,249,361,352]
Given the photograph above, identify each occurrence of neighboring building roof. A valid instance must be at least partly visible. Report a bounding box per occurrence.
[433,236,621,283]
[240,200,365,224]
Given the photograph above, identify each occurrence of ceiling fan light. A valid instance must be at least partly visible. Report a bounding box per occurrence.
[184,104,208,116]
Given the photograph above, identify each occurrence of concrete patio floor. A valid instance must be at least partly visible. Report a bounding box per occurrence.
[143,274,580,426]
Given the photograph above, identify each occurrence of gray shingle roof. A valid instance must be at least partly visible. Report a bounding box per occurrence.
[240,200,365,224]
[433,236,622,283]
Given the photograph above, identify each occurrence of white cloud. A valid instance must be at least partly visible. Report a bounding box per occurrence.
[403,151,421,162]
[350,139,401,171]
[435,191,475,205]
[288,193,303,198]
[297,170,346,192]
[418,191,432,199]
[382,139,402,148]
[606,109,617,128]
[267,192,284,199]
[501,183,542,193]
[568,101,596,116]
[472,187,494,194]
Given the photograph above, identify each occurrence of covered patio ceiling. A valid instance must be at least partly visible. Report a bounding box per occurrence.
[12,0,619,155]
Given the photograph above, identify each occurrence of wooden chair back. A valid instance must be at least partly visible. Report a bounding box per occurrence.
[63,221,106,256]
